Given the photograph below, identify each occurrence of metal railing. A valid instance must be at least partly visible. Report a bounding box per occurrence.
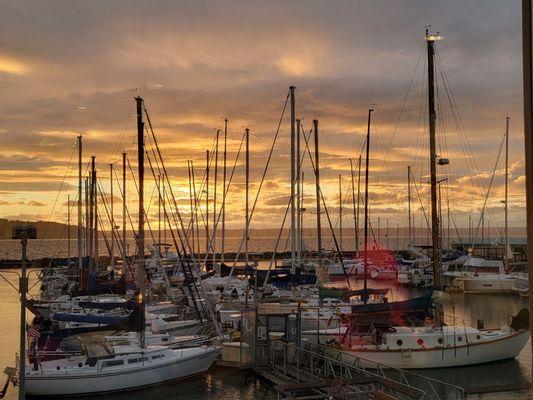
[266,339,465,400]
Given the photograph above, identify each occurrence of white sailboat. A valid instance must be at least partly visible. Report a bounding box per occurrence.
[26,344,220,396]
[336,32,530,370]
[336,322,528,369]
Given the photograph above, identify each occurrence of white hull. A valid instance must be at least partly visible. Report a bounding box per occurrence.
[461,277,517,295]
[514,276,529,297]
[337,329,529,369]
[26,347,220,396]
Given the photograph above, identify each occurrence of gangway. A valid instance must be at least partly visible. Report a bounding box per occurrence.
[258,339,465,400]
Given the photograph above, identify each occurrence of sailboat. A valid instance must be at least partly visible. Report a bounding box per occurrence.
[335,31,529,369]
[25,96,221,396]
[25,343,220,396]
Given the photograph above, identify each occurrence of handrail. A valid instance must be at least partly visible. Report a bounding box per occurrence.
[267,339,465,400]
[303,341,465,398]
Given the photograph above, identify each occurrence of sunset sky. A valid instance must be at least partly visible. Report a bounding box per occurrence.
[0,0,526,235]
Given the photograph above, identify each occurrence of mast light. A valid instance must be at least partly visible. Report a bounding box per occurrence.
[426,34,442,42]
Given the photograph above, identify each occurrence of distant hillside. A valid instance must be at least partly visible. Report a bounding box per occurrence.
[0,218,79,239]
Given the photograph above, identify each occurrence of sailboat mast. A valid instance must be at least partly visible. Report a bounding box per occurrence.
[110,163,115,269]
[213,130,219,266]
[122,151,127,263]
[426,30,442,290]
[356,155,361,255]
[504,116,510,270]
[91,156,97,271]
[408,165,412,245]
[363,108,374,303]
[191,161,200,258]
[89,158,94,269]
[157,173,161,255]
[206,149,210,258]
[296,118,301,272]
[245,128,250,267]
[188,161,195,255]
[85,177,90,259]
[339,174,343,254]
[67,194,71,264]
[313,119,322,268]
[290,86,296,275]
[135,96,146,330]
[350,159,357,254]
[77,135,83,271]
[222,118,228,265]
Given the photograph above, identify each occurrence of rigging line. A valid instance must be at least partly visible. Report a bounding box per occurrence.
[435,48,493,220]
[144,105,217,258]
[126,155,157,246]
[377,43,426,185]
[149,132,217,249]
[145,151,185,264]
[470,130,506,251]
[0,273,19,293]
[35,138,77,255]
[300,121,352,288]
[144,146,188,257]
[95,204,112,258]
[142,105,217,332]
[112,167,137,238]
[198,131,248,268]
[324,135,368,250]
[146,152,183,262]
[222,91,290,289]
[410,167,431,231]
[96,182,125,260]
[110,101,135,164]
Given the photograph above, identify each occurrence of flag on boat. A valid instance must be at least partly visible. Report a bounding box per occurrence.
[27,325,40,338]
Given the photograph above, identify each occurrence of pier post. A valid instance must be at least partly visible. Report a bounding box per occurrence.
[522,0,533,378]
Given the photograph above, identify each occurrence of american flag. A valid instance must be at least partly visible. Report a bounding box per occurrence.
[27,325,41,338]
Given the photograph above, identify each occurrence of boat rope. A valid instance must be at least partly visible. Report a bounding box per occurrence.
[263,196,291,287]
[409,167,431,231]
[470,130,506,251]
[301,121,352,290]
[221,91,290,293]
[143,102,220,336]
[34,138,77,258]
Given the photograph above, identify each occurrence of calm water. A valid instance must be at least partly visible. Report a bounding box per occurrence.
[0,235,423,260]
[0,270,532,399]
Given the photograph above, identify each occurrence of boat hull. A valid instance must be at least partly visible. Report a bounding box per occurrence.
[461,277,517,295]
[337,329,529,369]
[26,347,219,396]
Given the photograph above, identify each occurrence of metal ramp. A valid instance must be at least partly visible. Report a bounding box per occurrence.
[261,340,465,400]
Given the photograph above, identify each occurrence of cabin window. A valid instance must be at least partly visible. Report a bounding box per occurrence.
[437,338,443,344]
[78,363,83,368]
[476,335,481,340]
[102,360,124,367]
[128,358,139,364]
[457,336,463,342]
[396,339,403,346]
[152,355,163,360]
